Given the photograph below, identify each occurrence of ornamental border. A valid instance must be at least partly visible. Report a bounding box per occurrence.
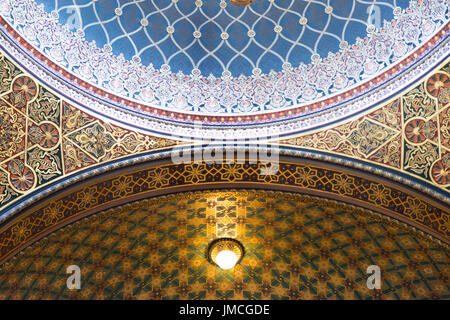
[0,2,448,128]
[1,27,448,140]
[2,146,449,226]
[0,158,448,265]
[2,189,447,269]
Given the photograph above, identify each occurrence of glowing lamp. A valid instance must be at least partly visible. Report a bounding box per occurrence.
[207,238,244,270]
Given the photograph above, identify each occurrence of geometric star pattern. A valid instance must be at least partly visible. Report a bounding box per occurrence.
[281,60,450,190]
[0,191,448,300]
[0,51,449,221]
[0,51,181,212]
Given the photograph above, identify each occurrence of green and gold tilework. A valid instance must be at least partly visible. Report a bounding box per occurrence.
[0,160,448,265]
[0,191,448,300]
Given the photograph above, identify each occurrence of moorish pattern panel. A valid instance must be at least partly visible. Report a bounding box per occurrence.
[0,47,449,225]
[2,0,448,117]
[0,52,181,213]
[0,191,448,300]
[0,160,448,265]
[280,61,450,191]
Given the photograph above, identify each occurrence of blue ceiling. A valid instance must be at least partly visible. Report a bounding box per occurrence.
[38,0,409,76]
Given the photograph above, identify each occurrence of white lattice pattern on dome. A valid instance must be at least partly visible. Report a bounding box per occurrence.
[36,0,408,76]
[0,0,448,115]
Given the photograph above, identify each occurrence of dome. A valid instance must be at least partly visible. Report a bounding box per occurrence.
[0,0,449,303]
[1,0,448,138]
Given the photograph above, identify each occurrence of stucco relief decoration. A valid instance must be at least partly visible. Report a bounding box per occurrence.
[0,0,447,116]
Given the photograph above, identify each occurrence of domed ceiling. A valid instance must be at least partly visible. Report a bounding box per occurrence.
[0,0,448,138]
[0,36,448,236]
[0,1,448,302]
[1,191,448,300]
[37,0,408,77]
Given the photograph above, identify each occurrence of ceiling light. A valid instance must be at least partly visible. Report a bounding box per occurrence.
[207,238,244,270]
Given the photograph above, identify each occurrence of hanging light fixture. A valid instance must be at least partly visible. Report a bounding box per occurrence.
[231,0,255,6]
[207,238,245,270]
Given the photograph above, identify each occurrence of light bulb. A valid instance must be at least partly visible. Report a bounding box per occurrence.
[215,250,238,270]
[207,238,244,269]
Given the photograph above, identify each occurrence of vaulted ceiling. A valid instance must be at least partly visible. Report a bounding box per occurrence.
[0,0,448,300]
[1,191,448,300]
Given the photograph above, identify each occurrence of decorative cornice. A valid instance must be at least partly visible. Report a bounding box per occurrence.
[2,189,447,269]
[0,26,448,139]
[0,159,448,266]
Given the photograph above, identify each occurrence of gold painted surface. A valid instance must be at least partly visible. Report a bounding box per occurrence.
[0,159,448,267]
[0,191,448,300]
[0,51,182,212]
[280,60,450,191]
[0,50,449,217]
